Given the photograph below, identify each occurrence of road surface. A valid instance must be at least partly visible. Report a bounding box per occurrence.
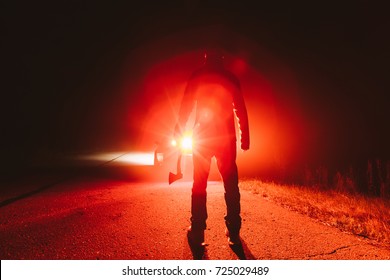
[0,166,389,260]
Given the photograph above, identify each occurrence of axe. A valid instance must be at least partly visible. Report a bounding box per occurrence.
[169,152,183,184]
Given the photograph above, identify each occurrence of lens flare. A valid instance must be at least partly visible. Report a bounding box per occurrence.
[75,152,155,166]
[171,132,193,154]
[181,136,192,151]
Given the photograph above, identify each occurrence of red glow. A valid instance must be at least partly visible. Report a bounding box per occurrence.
[119,28,308,179]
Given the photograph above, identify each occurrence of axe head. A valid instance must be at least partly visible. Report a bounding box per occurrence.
[169,172,183,185]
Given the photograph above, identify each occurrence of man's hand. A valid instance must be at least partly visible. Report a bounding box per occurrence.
[241,138,249,151]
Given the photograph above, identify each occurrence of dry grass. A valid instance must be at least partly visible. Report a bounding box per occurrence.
[240,179,390,246]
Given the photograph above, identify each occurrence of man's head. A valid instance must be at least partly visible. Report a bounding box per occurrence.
[204,49,225,67]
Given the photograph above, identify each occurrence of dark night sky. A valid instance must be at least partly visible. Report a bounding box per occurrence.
[2,1,390,171]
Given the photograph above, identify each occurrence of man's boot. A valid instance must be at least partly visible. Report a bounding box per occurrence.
[187,226,205,246]
[225,228,241,246]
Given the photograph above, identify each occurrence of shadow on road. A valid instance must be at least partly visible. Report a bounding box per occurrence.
[187,236,209,260]
[229,238,256,260]
[185,234,256,260]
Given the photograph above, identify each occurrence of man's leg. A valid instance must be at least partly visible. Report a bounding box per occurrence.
[216,141,241,243]
[190,146,212,231]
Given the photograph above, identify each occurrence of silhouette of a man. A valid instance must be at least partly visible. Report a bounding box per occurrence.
[174,49,249,246]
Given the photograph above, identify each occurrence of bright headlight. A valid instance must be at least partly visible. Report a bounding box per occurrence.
[172,132,193,153]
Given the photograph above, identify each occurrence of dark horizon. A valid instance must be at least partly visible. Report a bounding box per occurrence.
[2,1,390,181]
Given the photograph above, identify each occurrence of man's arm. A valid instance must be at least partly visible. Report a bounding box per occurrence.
[233,88,250,151]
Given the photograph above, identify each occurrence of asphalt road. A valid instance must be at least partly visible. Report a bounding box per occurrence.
[0,167,389,260]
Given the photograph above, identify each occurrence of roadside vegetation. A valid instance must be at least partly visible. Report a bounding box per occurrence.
[240,179,390,246]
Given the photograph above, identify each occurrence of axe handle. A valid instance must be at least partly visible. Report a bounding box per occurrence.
[176,152,182,175]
